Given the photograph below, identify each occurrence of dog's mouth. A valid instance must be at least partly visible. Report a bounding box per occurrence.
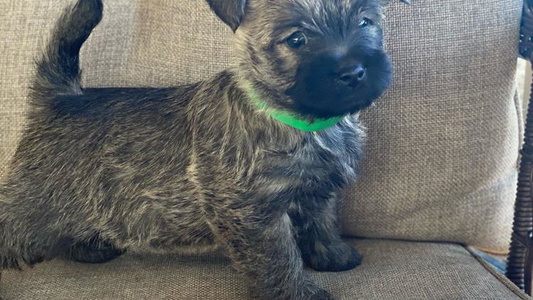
[286,73,390,118]
[287,92,377,118]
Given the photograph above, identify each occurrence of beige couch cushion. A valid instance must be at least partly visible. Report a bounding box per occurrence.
[0,239,529,300]
[0,0,523,252]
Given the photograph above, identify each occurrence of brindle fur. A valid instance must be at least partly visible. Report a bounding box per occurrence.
[0,0,406,299]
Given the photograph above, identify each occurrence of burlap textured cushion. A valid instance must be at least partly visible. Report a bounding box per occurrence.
[0,0,522,252]
[0,239,529,300]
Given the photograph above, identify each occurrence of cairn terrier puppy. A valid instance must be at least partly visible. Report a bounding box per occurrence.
[0,0,407,299]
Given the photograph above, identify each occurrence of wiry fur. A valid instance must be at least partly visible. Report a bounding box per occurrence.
[0,0,405,299]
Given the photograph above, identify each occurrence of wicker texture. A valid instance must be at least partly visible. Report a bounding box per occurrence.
[0,0,523,253]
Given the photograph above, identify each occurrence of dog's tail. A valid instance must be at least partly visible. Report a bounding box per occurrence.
[31,0,103,102]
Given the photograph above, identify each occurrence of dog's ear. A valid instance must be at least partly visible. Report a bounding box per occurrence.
[206,0,247,32]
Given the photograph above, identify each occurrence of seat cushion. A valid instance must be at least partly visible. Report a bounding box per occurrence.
[0,239,529,300]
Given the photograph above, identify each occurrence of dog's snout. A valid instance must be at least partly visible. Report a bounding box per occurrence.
[338,64,366,86]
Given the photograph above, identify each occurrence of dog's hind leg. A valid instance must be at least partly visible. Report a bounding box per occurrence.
[64,234,125,264]
[0,194,21,270]
[0,192,69,270]
[1,200,123,268]
[0,205,19,270]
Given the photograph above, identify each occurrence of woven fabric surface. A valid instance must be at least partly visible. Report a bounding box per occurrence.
[0,239,529,300]
[0,0,523,252]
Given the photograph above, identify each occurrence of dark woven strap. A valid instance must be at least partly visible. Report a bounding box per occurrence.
[506,1,533,296]
[520,1,533,59]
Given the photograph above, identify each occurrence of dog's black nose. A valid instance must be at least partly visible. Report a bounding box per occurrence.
[338,64,366,86]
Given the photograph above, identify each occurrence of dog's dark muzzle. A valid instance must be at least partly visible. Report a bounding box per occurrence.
[286,47,393,118]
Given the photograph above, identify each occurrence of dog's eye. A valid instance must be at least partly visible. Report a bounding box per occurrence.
[286,31,307,49]
[358,18,374,28]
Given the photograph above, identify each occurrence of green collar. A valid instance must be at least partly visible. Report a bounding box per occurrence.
[246,88,345,132]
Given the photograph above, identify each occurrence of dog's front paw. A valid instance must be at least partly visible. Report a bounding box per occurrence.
[297,281,336,300]
[308,288,335,300]
[304,241,362,272]
[252,282,335,300]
